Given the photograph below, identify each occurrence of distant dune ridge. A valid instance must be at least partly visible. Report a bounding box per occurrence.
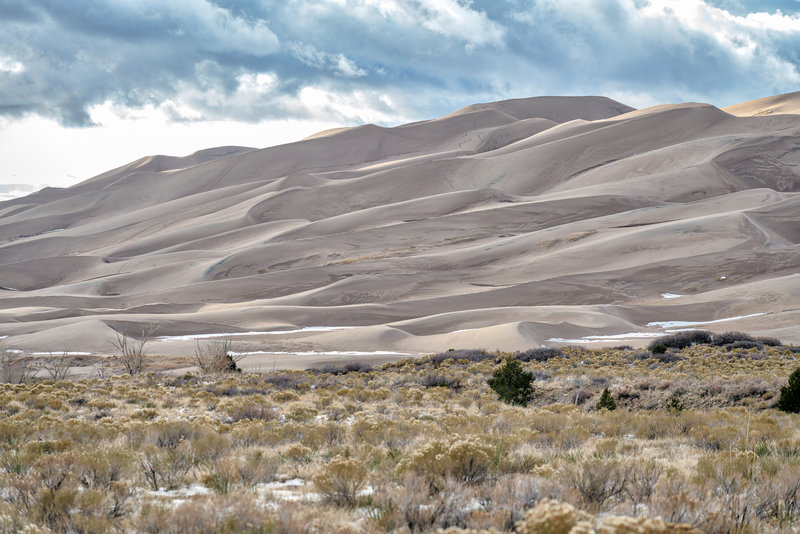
[1,93,799,366]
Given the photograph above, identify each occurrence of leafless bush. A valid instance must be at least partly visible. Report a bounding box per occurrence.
[193,338,242,374]
[310,361,373,374]
[429,349,495,365]
[111,324,157,376]
[648,330,712,350]
[562,459,628,508]
[139,446,195,491]
[625,459,662,513]
[420,373,461,389]
[517,347,562,362]
[0,349,34,383]
[41,349,75,381]
[388,473,471,532]
[226,403,276,422]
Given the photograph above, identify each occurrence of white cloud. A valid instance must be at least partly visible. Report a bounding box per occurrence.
[290,42,367,77]
[0,57,24,74]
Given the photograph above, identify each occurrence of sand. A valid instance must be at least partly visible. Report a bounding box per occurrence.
[1,94,799,369]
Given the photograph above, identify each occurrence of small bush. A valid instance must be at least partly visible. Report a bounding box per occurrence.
[313,455,367,506]
[650,344,667,355]
[488,359,534,406]
[419,373,461,389]
[516,499,592,534]
[711,331,756,346]
[648,330,712,351]
[595,388,616,411]
[517,347,562,362]
[311,362,372,375]
[429,349,495,365]
[778,367,800,413]
[397,437,494,490]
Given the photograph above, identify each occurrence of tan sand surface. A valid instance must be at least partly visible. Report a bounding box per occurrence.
[1,93,799,369]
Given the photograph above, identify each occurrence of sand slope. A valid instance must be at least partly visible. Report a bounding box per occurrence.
[1,94,799,363]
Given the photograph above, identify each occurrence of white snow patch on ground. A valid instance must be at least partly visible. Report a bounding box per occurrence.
[257,479,320,502]
[143,484,213,507]
[31,351,92,356]
[548,332,663,343]
[547,312,768,344]
[660,293,683,299]
[647,312,767,329]
[231,350,413,357]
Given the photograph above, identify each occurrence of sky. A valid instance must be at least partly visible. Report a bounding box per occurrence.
[1,0,799,192]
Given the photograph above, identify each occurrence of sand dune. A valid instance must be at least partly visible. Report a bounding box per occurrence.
[1,93,799,365]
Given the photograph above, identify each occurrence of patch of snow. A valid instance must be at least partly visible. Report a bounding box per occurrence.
[157,332,276,341]
[0,287,18,291]
[147,483,211,498]
[31,351,91,356]
[547,332,662,343]
[258,479,320,502]
[660,293,683,299]
[231,350,413,357]
[647,312,767,329]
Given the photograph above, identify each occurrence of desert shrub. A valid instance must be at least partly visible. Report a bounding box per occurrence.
[429,349,495,365]
[193,339,242,374]
[653,350,683,363]
[262,373,305,390]
[379,473,472,533]
[517,347,562,362]
[135,495,275,534]
[597,515,702,533]
[562,459,628,507]
[710,331,782,348]
[313,455,367,506]
[488,359,534,406]
[650,344,667,355]
[398,437,495,491]
[226,400,275,422]
[711,331,756,346]
[756,336,782,347]
[727,340,763,351]
[516,499,592,534]
[419,373,461,389]
[139,445,195,490]
[647,330,712,351]
[310,362,372,375]
[595,388,616,411]
[624,458,662,510]
[778,367,800,413]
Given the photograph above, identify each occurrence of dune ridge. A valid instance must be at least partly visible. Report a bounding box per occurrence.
[1,94,799,364]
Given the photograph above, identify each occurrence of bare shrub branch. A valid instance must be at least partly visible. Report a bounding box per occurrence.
[41,349,75,381]
[193,338,242,374]
[111,323,157,376]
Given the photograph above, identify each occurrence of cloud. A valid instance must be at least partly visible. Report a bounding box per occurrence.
[290,42,367,78]
[0,0,798,128]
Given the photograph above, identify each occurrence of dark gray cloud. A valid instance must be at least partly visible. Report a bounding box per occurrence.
[0,0,798,127]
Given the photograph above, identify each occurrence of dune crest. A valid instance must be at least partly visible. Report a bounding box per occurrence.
[1,93,799,360]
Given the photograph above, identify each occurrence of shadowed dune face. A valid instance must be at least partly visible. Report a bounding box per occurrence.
[1,94,799,359]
